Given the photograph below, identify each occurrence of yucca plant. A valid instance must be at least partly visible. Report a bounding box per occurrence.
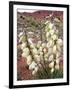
[17,14,63,79]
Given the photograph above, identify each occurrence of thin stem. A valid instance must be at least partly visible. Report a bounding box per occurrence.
[39,25,48,75]
[24,28,35,60]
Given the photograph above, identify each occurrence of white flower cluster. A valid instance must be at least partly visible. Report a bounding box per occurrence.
[18,33,39,75]
[28,40,47,75]
[45,21,63,73]
[18,19,63,75]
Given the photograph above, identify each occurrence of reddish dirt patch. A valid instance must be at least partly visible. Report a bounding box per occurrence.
[17,57,32,80]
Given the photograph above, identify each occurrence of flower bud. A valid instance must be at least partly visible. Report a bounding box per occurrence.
[53,45,57,54]
[49,23,53,29]
[46,32,50,38]
[57,45,61,52]
[19,36,26,43]
[45,21,49,24]
[22,48,30,57]
[40,51,43,55]
[21,42,27,49]
[22,52,29,57]
[55,64,59,70]
[32,48,38,55]
[19,36,23,43]
[39,47,43,52]
[47,40,54,48]
[56,52,61,58]
[30,44,35,49]
[34,55,40,62]
[57,39,63,46]
[32,70,36,75]
[27,55,32,63]
[48,48,53,54]
[44,53,48,58]
[49,29,54,35]
[43,48,47,53]
[18,32,23,37]
[37,41,42,48]
[56,58,60,64]
[44,57,48,61]
[42,43,46,48]
[51,34,58,40]
[34,67,39,72]
[48,54,54,61]
[51,68,54,73]
[49,61,54,68]
[29,61,37,70]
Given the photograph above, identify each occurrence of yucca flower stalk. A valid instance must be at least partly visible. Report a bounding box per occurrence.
[18,15,63,79]
[44,20,63,75]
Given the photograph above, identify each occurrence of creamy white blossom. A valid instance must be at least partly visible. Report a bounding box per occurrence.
[49,23,54,29]
[18,32,23,37]
[46,32,50,38]
[32,48,38,55]
[34,66,39,72]
[32,66,39,75]
[56,51,61,58]
[30,44,35,49]
[39,51,43,55]
[44,53,48,59]
[42,43,46,48]
[19,36,23,43]
[44,57,48,61]
[22,52,29,57]
[56,58,60,64]
[48,48,53,55]
[49,61,54,68]
[49,29,55,35]
[57,39,63,46]
[32,70,36,75]
[43,48,47,54]
[57,45,62,52]
[20,42,27,49]
[47,40,54,48]
[37,41,42,48]
[51,34,58,40]
[23,47,29,53]
[48,54,54,61]
[26,55,32,65]
[34,55,40,62]
[29,61,37,70]
[53,45,57,54]
[55,64,59,70]
[28,38,33,44]
[39,47,43,52]
[51,68,54,73]
[45,21,49,24]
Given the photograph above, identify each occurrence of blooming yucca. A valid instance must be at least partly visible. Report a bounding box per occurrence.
[18,16,63,77]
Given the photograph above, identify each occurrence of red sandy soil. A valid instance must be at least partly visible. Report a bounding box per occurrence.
[17,10,63,24]
[17,57,32,80]
[19,10,63,20]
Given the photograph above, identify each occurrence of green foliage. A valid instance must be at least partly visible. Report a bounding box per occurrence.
[52,69,63,78]
[33,67,63,79]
